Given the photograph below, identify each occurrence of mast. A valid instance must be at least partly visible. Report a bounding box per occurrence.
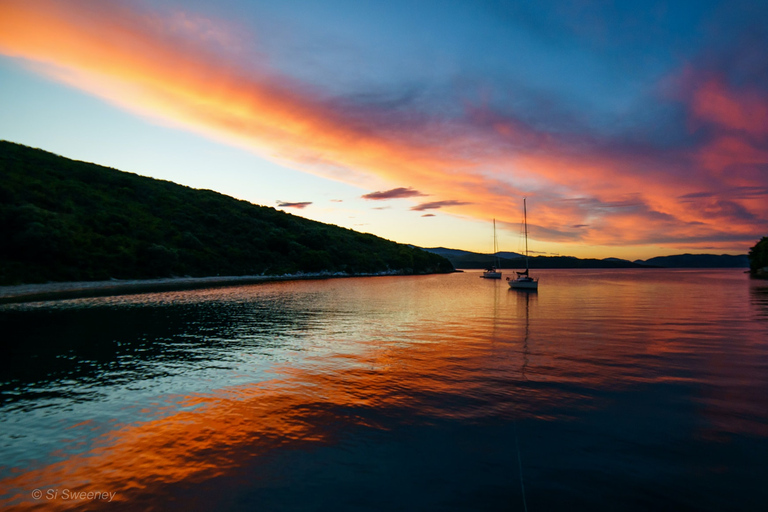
[493,218,499,267]
[523,198,529,273]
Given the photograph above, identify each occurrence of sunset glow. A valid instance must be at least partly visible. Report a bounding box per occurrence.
[1,0,766,258]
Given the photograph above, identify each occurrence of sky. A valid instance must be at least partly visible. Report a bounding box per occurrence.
[0,0,766,260]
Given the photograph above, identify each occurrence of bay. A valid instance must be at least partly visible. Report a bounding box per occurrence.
[1,269,767,511]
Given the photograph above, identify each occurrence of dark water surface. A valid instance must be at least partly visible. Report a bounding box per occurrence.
[1,269,767,511]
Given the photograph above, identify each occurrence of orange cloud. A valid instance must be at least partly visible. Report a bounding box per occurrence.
[0,1,765,254]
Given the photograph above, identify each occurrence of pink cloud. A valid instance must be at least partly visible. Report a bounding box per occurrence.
[362,187,426,200]
[691,78,768,136]
[0,1,765,255]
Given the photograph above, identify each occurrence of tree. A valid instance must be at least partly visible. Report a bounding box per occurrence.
[748,237,768,277]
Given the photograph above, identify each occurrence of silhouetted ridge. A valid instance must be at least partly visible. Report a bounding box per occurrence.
[423,247,748,269]
[0,141,453,285]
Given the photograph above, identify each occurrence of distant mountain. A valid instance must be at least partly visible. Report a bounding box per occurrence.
[424,248,749,269]
[422,248,648,269]
[496,251,524,260]
[423,247,522,269]
[635,254,749,268]
[0,141,454,285]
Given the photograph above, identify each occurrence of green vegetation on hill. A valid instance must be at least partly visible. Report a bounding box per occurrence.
[749,237,768,278]
[0,141,453,285]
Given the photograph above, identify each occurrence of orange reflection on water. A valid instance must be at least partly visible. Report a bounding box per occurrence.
[1,381,326,509]
[0,291,545,510]
[2,271,766,510]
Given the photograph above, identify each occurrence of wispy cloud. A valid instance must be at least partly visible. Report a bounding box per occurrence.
[1,0,766,253]
[277,201,312,209]
[411,200,471,211]
[362,187,426,200]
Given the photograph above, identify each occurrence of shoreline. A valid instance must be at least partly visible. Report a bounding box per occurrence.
[0,271,414,304]
[2,267,756,304]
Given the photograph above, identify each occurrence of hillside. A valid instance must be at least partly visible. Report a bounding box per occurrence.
[0,141,453,285]
[635,254,749,268]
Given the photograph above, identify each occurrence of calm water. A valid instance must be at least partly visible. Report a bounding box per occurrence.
[1,269,767,511]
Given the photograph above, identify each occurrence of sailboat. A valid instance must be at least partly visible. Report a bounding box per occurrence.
[508,198,538,290]
[482,219,502,279]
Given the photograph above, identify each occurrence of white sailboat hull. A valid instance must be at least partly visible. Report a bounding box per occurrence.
[508,277,538,290]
